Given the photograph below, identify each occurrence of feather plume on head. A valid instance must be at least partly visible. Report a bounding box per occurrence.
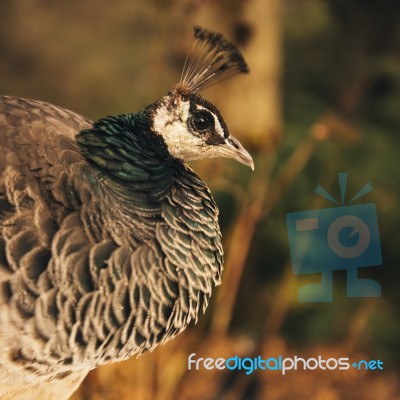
[177,26,250,93]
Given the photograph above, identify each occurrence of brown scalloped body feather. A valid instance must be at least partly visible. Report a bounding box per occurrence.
[0,96,223,399]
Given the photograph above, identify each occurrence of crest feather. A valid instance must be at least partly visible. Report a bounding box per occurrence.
[179,26,249,92]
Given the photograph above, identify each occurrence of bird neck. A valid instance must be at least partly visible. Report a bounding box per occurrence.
[76,110,170,182]
[75,110,177,246]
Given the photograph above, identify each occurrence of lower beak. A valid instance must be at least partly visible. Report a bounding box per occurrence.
[217,136,254,170]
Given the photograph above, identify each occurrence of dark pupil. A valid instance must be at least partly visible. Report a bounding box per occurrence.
[192,112,212,132]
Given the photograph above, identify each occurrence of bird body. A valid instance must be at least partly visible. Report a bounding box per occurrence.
[0,27,251,399]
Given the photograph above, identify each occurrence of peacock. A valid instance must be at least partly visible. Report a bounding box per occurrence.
[0,26,252,399]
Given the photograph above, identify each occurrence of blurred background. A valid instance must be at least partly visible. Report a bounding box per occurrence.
[1,0,399,399]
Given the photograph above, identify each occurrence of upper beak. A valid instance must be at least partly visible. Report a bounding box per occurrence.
[217,135,254,171]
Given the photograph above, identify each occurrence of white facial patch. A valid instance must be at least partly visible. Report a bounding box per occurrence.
[152,95,227,162]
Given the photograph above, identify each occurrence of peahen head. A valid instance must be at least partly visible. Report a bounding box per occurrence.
[77,27,253,177]
[148,26,254,170]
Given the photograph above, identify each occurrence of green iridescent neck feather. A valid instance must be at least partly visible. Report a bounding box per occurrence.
[76,110,171,183]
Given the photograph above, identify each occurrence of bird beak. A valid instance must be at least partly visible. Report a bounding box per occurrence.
[217,135,254,170]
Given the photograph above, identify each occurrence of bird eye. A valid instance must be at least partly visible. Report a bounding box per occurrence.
[190,110,214,133]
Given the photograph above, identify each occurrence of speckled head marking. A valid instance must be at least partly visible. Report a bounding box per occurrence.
[150,26,254,170]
